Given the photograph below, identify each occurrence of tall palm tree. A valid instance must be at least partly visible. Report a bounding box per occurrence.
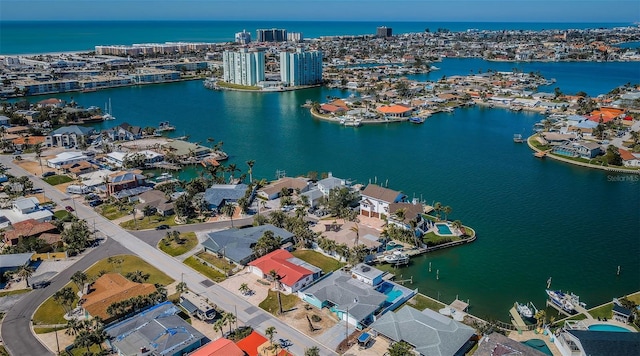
[265,326,277,351]
[442,206,452,221]
[224,312,237,334]
[246,160,255,183]
[433,202,442,220]
[71,270,88,292]
[17,265,34,288]
[227,164,239,183]
[350,225,360,247]
[268,269,280,290]
[221,203,236,227]
[213,319,225,337]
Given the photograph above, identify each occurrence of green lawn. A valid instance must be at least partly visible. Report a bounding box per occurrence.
[120,215,176,230]
[33,326,66,334]
[158,232,198,256]
[422,231,461,246]
[69,343,104,356]
[33,255,173,325]
[98,202,135,220]
[195,251,235,273]
[291,249,344,274]
[183,256,226,282]
[406,293,445,311]
[588,303,613,320]
[43,175,73,185]
[259,290,299,315]
[53,210,74,222]
[0,289,30,297]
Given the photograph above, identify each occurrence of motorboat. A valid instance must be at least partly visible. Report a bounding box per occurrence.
[409,117,425,124]
[516,302,534,319]
[546,289,575,313]
[513,134,524,143]
[157,121,176,132]
[383,250,409,264]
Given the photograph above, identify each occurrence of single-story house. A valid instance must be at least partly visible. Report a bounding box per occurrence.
[552,141,602,159]
[248,249,321,293]
[81,273,157,320]
[203,184,248,210]
[3,219,58,246]
[105,301,205,356]
[134,189,174,216]
[257,177,309,200]
[0,252,34,277]
[201,224,294,265]
[61,160,100,177]
[299,270,387,329]
[377,104,413,118]
[619,148,640,167]
[0,197,53,227]
[300,188,324,208]
[235,331,268,356]
[188,338,244,356]
[46,151,89,169]
[370,306,476,356]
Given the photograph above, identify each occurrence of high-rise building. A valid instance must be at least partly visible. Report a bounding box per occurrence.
[257,28,287,42]
[280,48,323,87]
[235,30,252,44]
[376,26,392,38]
[287,32,304,43]
[222,48,265,86]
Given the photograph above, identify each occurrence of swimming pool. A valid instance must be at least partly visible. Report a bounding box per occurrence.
[522,339,553,356]
[385,242,403,251]
[588,324,631,332]
[436,224,453,235]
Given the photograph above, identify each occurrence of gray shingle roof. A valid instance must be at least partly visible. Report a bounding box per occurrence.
[371,306,475,356]
[0,253,33,268]
[301,271,386,322]
[50,125,94,136]
[203,184,248,208]
[201,224,294,265]
[361,184,405,203]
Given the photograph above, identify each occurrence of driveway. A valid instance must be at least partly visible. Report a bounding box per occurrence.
[217,267,270,307]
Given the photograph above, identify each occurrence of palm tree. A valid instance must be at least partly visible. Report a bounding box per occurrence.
[305,346,321,356]
[213,318,225,337]
[71,270,88,292]
[265,326,277,351]
[53,287,77,317]
[221,203,236,227]
[227,163,239,183]
[442,206,452,221]
[268,269,280,290]
[65,318,81,336]
[239,283,250,296]
[246,160,255,183]
[433,202,442,220]
[224,312,237,335]
[16,265,34,288]
[350,225,360,247]
[176,281,187,298]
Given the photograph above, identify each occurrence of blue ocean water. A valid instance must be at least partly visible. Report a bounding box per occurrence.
[0,20,635,55]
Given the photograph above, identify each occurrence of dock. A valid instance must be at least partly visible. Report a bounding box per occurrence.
[534,151,547,159]
[546,299,573,317]
[509,304,528,330]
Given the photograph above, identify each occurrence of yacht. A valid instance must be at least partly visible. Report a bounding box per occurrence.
[546,290,576,314]
[383,250,409,264]
[515,302,534,319]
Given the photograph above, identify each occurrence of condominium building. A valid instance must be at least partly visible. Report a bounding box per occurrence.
[222,48,265,86]
[280,48,323,87]
[376,26,393,38]
[257,28,287,42]
[287,32,304,43]
[235,30,252,44]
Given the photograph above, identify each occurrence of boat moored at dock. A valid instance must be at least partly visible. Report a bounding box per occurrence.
[546,289,576,314]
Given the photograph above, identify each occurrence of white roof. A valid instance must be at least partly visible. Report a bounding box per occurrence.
[12,197,39,210]
[0,208,53,225]
[48,151,88,165]
[107,151,127,162]
[79,169,114,187]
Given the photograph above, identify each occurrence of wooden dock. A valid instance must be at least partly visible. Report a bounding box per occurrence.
[509,304,527,330]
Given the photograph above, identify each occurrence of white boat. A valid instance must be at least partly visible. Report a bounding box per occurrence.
[344,119,362,127]
[383,250,409,264]
[103,98,116,120]
[409,117,425,124]
[546,289,575,313]
[156,121,176,132]
[513,134,524,143]
[516,302,534,319]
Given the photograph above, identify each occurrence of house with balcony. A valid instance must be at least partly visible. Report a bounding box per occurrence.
[359,184,406,219]
[45,125,95,148]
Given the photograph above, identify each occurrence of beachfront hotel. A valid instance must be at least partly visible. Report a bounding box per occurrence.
[222,48,265,86]
[280,48,323,87]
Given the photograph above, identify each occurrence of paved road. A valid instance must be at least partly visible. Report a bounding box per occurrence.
[0,156,338,356]
[130,217,254,247]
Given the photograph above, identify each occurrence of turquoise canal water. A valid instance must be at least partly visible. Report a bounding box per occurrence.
[47,74,640,320]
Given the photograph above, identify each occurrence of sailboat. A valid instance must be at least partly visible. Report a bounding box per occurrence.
[103,98,116,120]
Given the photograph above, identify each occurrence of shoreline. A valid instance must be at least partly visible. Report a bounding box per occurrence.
[309,107,409,125]
[526,135,640,175]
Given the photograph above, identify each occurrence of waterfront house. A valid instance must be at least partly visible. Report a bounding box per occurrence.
[313,220,383,254]
[37,98,65,108]
[81,273,157,321]
[103,123,143,141]
[387,201,427,231]
[552,141,602,159]
[299,270,387,329]
[370,306,476,356]
[0,253,34,278]
[201,224,294,265]
[317,172,347,197]
[300,188,324,208]
[377,104,413,118]
[134,189,175,217]
[106,170,146,197]
[554,329,640,356]
[203,184,248,211]
[45,125,94,148]
[351,263,385,286]
[3,219,58,247]
[474,332,545,356]
[46,151,89,169]
[248,249,321,293]
[257,177,309,200]
[619,148,640,167]
[319,103,346,116]
[612,304,633,324]
[360,184,406,219]
[105,301,205,356]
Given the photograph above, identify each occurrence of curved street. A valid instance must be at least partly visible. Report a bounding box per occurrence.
[0,156,338,356]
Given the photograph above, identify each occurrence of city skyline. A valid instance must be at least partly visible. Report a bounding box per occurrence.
[2,0,639,23]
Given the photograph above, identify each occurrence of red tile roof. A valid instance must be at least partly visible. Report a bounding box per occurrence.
[619,148,637,161]
[377,104,413,114]
[236,331,268,356]
[4,219,57,244]
[189,338,244,356]
[248,249,313,287]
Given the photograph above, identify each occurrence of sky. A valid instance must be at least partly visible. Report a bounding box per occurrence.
[1,0,639,22]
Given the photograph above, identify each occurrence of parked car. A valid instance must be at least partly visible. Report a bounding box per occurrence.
[155,224,170,230]
[88,199,103,207]
[41,171,55,178]
[65,205,74,212]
